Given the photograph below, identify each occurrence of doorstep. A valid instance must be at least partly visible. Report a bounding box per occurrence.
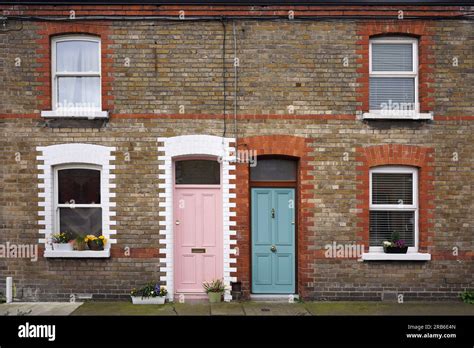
[250,294,299,302]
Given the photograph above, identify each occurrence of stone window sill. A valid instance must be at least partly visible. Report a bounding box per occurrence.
[361,252,431,261]
[41,110,109,119]
[362,112,433,120]
[44,249,110,258]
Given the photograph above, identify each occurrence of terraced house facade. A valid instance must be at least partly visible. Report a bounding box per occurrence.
[0,0,472,302]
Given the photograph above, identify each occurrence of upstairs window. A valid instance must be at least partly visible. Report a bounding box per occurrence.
[52,36,101,113]
[369,166,418,250]
[368,37,423,118]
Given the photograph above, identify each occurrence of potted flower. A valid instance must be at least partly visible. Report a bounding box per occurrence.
[383,232,408,254]
[73,236,86,251]
[51,232,73,251]
[84,235,107,250]
[203,279,225,303]
[130,283,168,305]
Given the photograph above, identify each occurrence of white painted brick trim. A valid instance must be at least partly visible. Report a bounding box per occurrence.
[36,143,116,257]
[158,135,236,301]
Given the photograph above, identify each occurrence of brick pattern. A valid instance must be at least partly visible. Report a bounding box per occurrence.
[355,144,435,252]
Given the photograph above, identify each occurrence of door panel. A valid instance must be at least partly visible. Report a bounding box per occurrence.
[252,188,295,294]
[175,188,222,293]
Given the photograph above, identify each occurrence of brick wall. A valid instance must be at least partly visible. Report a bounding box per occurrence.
[0,11,472,301]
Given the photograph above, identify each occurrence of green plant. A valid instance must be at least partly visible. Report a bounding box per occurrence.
[460,290,474,304]
[202,279,225,293]
[74,236,86,250]
[0,291,5,303]
[130,282,167,298]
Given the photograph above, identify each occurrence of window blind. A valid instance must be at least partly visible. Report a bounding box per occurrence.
[370,211,415,247]
[371,43,413,72]
[372,173,413,205]
[369,77,415,110]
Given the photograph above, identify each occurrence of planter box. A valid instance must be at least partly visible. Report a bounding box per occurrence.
[384,246,408,254]
[207,292,223,303]
[52,243,73,251]
[131,296,166,305]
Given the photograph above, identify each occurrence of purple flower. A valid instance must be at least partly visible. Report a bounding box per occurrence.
[395,240,406,248]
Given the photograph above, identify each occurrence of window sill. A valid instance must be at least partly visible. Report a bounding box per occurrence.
[44,249,110,258]
[362,112,433,120]
[41,110,109,119]
[361,252,431,261]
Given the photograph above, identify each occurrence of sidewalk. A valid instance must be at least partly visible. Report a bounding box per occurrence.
[1,301,472,316]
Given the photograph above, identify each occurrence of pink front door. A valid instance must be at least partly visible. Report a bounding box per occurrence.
[174,187,223,294]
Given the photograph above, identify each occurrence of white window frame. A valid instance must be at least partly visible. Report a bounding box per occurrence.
[363,37,432,120]
[41,35,108,119]
[37,143,116,258]
[368,166,419,253]
[53,164,103,238]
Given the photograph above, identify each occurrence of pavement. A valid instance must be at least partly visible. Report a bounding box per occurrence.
[2,300,472,316]
[0,302,83,316]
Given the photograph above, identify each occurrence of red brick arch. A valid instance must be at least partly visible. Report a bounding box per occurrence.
[35,22,114,112]
[232,135,315,298]
[355,144,435,252]
[356,20,435,113]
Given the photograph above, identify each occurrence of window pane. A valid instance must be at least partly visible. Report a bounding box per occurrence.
[370,211,415,247]
[175,160,220,185]
[372,43,413,72]
[57,77,101,109]
[58,169,101,204]
[56,40,100,72]
[369,77,415,110]
[59,207,102,238]
[372,173,413,205]
[250,159,297,182]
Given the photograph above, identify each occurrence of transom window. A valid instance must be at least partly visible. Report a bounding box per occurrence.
[175,160,220,185]
[52,36,101,112]
[369,166,418,250]
[55,166,102,239]
[369,37,418,115]
[250,158,297,182]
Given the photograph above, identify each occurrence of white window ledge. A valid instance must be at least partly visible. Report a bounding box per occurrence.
[44,249,110,258]
[362,252,431,261]
[362,112,433,120]
[41,110,109,119]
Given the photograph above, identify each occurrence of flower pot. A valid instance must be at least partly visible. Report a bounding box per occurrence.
[131,296,166,305]
[384,246,408,254]
[87,241,104,251]
[207,292,223,303]
[52,243,73,251]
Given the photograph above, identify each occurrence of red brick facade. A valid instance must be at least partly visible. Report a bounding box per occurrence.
[355,144,435,252]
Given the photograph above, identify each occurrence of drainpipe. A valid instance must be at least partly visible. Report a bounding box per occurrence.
[6,277,12,303]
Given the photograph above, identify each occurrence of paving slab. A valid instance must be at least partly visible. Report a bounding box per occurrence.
[0,302,82,316]
[173,303,211,316]
[210,302,245,316]
[242,302,310,316]
[72,301,177,316]
[304,301,474,316]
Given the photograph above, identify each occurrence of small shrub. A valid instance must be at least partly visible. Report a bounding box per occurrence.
[460,290,474,304]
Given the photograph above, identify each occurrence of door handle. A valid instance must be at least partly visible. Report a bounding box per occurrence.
[175,220,180,225]
[270,245,277,252]
[271,208,275,219]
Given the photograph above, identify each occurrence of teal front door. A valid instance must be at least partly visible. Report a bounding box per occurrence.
[251,188,295,294]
